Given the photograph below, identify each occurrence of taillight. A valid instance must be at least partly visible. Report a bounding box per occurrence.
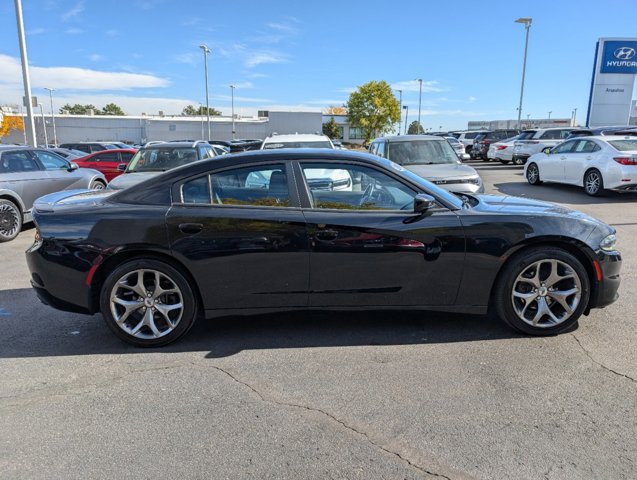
[614,157,637,165]
[480,141,489,145]
[497,145,508,150]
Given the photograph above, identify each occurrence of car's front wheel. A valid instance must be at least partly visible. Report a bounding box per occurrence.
[0,199,22,242]
[90,179,106,190]
[526,163,542,185]
[584,169,604,196]
[100,259,198,347]
[494,247,590,336]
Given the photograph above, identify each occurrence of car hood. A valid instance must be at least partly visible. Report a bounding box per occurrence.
[404,163,479,180]
[473,194,602,222]
[107,172,161,190]
[33,189,117,212]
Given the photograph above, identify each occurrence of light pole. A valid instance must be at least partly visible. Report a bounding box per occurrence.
[548,111,552,121]
[416,78,423,131]
[403,105,409,135]
[14,0,37,146]
[395,89,402,135]
[38,103,48,146]
[199,44,211,141]
[515,17,532,130]
[571,108,578,127]
[199,103,204,140]
[44,87,57,146]
[230,84,236,140]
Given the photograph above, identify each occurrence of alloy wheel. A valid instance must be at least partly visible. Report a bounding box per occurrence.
[527,164,539,184]
[0,202,20,239]
[585,171,601,195]
[109,269,184,339]
[511,259,582,328]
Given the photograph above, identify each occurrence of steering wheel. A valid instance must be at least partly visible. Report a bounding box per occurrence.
[359,181,375,206]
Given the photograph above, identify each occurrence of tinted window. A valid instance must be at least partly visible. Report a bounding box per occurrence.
[608,139,637,151]
[92,152,119,162]
[0,151,39,172]
[120,152,134,162]
[198,145,214,159]
[301,163,416,211]
[376,141,386,158]
[181,175,212,204]
[386,139,459,165]
[518,131,537,140]
[127,148,198,172]
[211,164,290,207]
[551,141,577,154]
[540,129,571,140]
[464,132,483,140]
[34,151,69,170]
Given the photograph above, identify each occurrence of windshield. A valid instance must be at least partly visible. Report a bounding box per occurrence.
[386,139,460,165]
[609,139,637,151]
[517,131,537,140]
[127,147,198,172]
[263,141,333,149]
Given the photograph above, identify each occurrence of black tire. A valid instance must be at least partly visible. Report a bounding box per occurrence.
[90,179,106,190]
[0,199,22,242]
[494,247,590,336]
[499,159,510,165]
[526,163,542,185]
[584,169,604,197]
[512,156,525,166]
[100,258,198,347]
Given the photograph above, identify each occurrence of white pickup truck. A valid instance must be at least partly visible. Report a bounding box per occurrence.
[512,128,574,165]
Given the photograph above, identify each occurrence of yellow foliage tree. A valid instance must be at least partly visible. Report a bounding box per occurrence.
[0,115,25,139]
[324,105,347,115]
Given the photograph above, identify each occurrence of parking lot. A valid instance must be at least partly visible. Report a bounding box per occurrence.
[1,161,636,479]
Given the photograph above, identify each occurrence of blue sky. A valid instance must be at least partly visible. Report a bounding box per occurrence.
[1,0,636,130]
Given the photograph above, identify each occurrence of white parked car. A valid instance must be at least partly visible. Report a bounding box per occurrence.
[489,135,520,163]
[524,135,637,196]
[512,128,574,165]
[445,136,470,160]
[261,133,334,150]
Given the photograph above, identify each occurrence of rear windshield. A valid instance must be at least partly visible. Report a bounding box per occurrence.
[263,141,332,149]
[608,140,637,152]
[464,132,483,140]
[127,147,198,172]
[387,139,459,165]
[517,131,537,140]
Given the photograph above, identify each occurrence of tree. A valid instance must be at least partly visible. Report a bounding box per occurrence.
[182,105,221,116]
[0,115,24,139]
[322,117,341,139]
[407,121,425,134]
[101,103,125,115]
[324,105,347,115]
[60,104,98,115]
[346,80,400,144]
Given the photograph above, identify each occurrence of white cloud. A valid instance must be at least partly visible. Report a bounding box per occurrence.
[173,53,197,65]
[213,94,273,104]
[468,96,477,103]
[0,54,169,91]
[247,72,269,79]
[88,54,104,62]
[245,52,288,68]
[266,22,298,34]
[391,79,447,93]
[61,1,84,21]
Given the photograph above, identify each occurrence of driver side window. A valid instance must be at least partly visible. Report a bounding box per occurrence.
[33,151,70,170]
[551,141,576,155]
[300,163,417,211]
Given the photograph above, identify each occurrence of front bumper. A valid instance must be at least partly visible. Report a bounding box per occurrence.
[590,250,622,309]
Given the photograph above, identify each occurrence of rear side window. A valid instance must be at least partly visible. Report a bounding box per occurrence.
[0,151,39,172]
[92,152,119,162]
[609,139,637,151]
[464,132,482,140]
[518,131,537,140]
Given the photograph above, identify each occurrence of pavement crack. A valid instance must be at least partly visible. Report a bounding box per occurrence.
[571,334,636,383]
[210,364,454,480]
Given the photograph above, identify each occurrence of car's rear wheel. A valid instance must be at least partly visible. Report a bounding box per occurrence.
[499,159,510,165]
[584,169,604,196]
[100,259,197,347]
[513,156,525,166]
[494,247,589,336]
[526,163,542,185]
[0,199,22,242]
[90,179,106,190]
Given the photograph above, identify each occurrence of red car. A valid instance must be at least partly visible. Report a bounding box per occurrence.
[73,149,137,182]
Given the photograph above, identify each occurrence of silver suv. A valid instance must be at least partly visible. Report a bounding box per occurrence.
[512,128,574,165]
[369,135,484,194]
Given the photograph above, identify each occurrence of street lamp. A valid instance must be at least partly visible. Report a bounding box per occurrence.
[229,84,236,140]
[199,103,204,140]
[395,89,402,135]
[548,111,552,121]
[38,103,48,147]
[44,87,57,146]
[403,105,409,135]
[415,78,423,131]
[14,0,37,146]
[199,44,211,141]
[515,17,532,130]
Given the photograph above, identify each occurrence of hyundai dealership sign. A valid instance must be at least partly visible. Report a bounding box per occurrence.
[587,38,637,127]
[600,41,637,74]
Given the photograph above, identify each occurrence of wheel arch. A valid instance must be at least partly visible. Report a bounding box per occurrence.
[88,249,204,315]
[488,237,598,315]
[0,190,26,214]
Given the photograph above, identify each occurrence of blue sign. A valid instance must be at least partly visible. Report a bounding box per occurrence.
[600,40,637,74]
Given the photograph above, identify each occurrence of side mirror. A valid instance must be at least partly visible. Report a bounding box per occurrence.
[68,162,79,171]
[542,147,552,154]
[117,163,127,172]
[414,193,436,213]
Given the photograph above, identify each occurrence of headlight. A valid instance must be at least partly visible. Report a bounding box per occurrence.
[467,177,482,185]
[600,233,617,252]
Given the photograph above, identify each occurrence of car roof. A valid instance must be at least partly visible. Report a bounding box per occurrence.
[140,141,203,149]
[262,134,329,143]
[372,135,445,142]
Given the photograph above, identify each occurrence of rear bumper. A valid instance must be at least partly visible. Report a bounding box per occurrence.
[512,154,530,164]
[590,251,622,309]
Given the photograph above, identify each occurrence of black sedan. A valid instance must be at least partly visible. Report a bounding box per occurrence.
[26,149,621,347]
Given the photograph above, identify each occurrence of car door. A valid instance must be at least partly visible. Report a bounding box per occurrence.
[32,150,82,191]
[85,151,123,181]
[563,140,602,185]
[296,160,465,307]
[0,150,46,211]
[541,140,577,182]
[166,161,310,311]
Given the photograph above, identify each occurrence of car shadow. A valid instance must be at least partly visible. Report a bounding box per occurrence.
[493,181,637,205]
[0,288,523,359]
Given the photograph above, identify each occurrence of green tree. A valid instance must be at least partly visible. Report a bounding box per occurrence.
[346,80,400,144]
[60,103,98,115]
[407,121,425,135]
[182,105,221,116]
[322,117,341,139]
[100,103,125,115]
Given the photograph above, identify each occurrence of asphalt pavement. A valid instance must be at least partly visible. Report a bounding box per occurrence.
[1,161,635,479]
